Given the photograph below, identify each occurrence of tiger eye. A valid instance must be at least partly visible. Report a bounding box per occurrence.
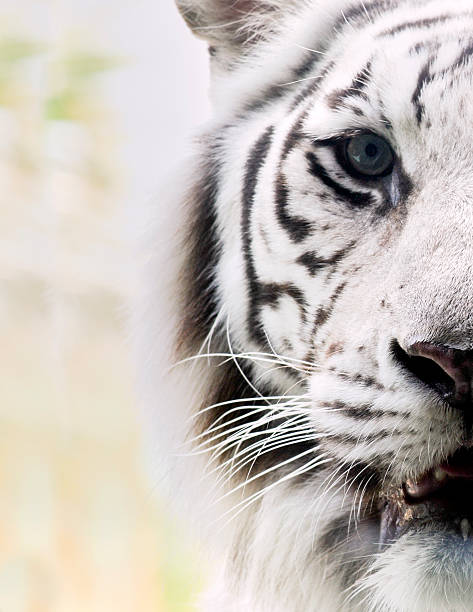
[345,134,394,177]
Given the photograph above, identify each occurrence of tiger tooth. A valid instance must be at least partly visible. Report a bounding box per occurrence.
[404,479,419,497]
[460,518,470,542]
[434,468,447,482]
[403,467,450,501]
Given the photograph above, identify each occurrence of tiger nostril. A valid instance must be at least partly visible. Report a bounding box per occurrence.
[391,340,473,408]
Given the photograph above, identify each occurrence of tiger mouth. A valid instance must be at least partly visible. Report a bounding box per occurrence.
[379,447,473,550]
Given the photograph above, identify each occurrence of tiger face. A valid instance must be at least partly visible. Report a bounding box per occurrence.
[138,1,473,610]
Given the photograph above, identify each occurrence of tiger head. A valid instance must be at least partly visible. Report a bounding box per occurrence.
[137,1,473,610]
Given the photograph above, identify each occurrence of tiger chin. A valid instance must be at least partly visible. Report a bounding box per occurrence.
[133,1,473,610]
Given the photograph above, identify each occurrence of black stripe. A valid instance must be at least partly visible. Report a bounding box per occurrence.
[244,85,286,114]
[178,141,222,355]
[409,40,441,56]
[293,45,326,80]
[328,429,402,443]
[242,25,337,115]
[242,125,275,343]
[379,112,392,131]
[281,113,306,160]
[326,62,371,110]
[306,151,375,208]
[312,281,347,336]
[258,282,308,323]
[328,369,385,391]
[411,58,440,125]
[313,305,331,330]
[288,60,336,112]
[242,126,311,345]
[326,87,368,110]
[275,174,313,242]
[296,242,355,277]
[275,111,315,242]
[412,40,473,124]
[332,0,402,33]
[452,40,473,69]
[243,34,334,114]
[350,105,367,118]
[379,13,471,37]
[320,401,403,420]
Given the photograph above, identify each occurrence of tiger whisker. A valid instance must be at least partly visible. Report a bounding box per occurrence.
[172,352,310,372]
[195,422,294,458]
[379,428,409,488]
[191,398,351,453]
[188,408,302,448]
[345,458,378,533]
[210,413,311,461]
[225,317,270,403]
[213,430,316,480]
[247,352,316,368]
[293,42,328,56]
[262,328,318,373]
[222,410,313,478]
[236,416,315,486]
[253,364,300,385]
[197,304,226,363]
[198,397,313,438]
[306,460,359,547]
[217,424,314,463]
[339,9,356,31]
[194,411,315,462]
[278,75,324,87]
[360,0,373,24]
[193,17,247,32]
[308,453,374,544]
[355,471,376,524]
[212,422,314,469]
[218,453,333,529]
[188,398,312,440]
[215,446,323,503]
[216,433,324,487]
[190,393,311,421]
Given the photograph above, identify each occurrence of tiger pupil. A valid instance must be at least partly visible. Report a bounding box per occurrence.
[344,133,394,177]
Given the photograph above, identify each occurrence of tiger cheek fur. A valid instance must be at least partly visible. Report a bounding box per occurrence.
[135,1,473,611]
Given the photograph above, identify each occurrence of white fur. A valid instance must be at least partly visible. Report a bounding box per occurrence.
[133,1,473,610]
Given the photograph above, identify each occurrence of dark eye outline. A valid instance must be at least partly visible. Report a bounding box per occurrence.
[335,132,396,180]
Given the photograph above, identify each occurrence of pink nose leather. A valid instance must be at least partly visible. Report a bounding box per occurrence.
[408,342,473,407]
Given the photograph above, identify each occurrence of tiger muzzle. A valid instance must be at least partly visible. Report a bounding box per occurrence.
[378,343,473,548]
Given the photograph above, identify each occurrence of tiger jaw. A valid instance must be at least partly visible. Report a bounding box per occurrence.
[379,447,473,549]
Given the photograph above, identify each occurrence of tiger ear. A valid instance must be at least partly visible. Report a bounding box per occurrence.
[176,0,301,62]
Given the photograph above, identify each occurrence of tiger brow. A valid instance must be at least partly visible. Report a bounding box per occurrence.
[310,129,365,146]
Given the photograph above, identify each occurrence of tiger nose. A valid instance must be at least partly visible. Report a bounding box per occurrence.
[392,341,473,408]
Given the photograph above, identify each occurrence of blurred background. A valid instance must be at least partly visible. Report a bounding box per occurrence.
[1,0,210,610]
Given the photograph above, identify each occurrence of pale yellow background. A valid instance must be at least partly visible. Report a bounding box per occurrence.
[1,1,210,610]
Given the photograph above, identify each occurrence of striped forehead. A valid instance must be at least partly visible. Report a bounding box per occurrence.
[298,3,473,139]
[296,31,473,151]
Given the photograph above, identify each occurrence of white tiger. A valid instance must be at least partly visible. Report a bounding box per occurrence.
[132,1,473,610]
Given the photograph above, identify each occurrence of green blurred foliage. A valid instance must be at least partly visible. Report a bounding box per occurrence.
[0,35,44,107]
[0,23,203,610]
[0,36,43,63]
[65,51,121,80]
[0,32,121,121]
[46,51,122,121]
